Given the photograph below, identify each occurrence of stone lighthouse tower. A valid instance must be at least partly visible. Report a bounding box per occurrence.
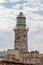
[14,12,28,52]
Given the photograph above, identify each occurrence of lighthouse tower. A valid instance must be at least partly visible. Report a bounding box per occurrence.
[14,12,28,52]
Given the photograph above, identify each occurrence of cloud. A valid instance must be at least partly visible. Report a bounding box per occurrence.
[0,5,18,31]
[28,28,43,53]
[23,6,39,12]
[0,16,16,31]
[9,0,20,3]
[0,0,5,3]
[0,31,14,50]
[39,4,43,11]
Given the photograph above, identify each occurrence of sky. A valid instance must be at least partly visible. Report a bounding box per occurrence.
[0,0,43,53]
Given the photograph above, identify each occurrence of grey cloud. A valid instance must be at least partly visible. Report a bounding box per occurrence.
[28,26,43,53]
[0,31,14,50]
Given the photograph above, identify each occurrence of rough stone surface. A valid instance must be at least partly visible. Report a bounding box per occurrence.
[14,29,28,52]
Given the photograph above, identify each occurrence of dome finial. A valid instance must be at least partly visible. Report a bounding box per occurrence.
[16,12,26,19]
[20,12,23,15]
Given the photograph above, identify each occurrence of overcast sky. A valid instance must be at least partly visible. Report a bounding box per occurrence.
[0,0,43,53]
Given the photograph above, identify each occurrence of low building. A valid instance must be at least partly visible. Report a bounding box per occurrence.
[0,51,6,60]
